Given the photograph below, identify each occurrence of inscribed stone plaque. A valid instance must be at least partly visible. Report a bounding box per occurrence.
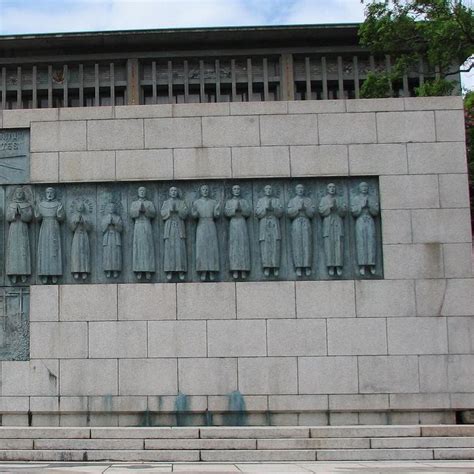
[0,287,29,360]
[0,130,30,184]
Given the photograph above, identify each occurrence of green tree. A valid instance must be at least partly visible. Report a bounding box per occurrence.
[359,0,474,97]
[465,91,474,227]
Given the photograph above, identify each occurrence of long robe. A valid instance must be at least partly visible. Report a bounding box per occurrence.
[161,198,188,272]
[6,201,33,277]
[192,197,219,272]
[36,200,65,276]
[318,194,346,267]
[351,193,379,266]
[256,196,283,269]
[225,197,251,271]
[287,196,315,268]
[130,199,156,273]
[70,213,91,274]
[102,213,123,272]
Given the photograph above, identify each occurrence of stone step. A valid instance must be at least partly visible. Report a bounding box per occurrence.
[0,440,33,449]
[2,447,474,462]
[316,448,434,461]
[16,436,474,451]
[0,426,473,462]
[34,439,145,450]
[0,450,200,462]
[199,427,310,439]
[434,448,474,460]
[310,426,421,438]
[0,428,90,439]
[0,425,473,441]
[200,450,316,462]
[144,438,256,450]
[257,438,370,450]
[91,427,199,439]
[422,426,474,437]
[371,437,474,449]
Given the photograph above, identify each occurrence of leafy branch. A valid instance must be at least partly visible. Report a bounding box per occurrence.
[359,0,474,97]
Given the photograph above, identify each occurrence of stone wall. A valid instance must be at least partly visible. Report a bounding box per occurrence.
[0,97,472,427]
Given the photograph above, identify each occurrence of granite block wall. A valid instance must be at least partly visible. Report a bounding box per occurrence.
[0,96,472,426]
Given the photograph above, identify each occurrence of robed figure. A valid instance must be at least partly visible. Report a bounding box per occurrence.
[70,201,92,280]
[130,186,156,280]
[225,185,251,280]
[318,183,347,277]
[351,182,379,276]
[256,185,284,277]
[36,187,65,284]
[161,186,188,281]
[6,187,33,283]
[102,202,123,278]
[287,184,316,277]
[192,184,220,281]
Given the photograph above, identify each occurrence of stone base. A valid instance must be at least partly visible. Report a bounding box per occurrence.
[0,410,459,428]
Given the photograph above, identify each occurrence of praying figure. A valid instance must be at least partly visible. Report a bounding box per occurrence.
[69,201,92,280]
[36,187,65,284]
[6,187,33,284]
[191,184,220,281]
[102,202,123,278]
[256,184,284,277]
[225,184,251,280]
[130,186,156,281]
[161,186,188,281]
[318,183,347,277]
[287,184,316,277]
[351,182,379,276]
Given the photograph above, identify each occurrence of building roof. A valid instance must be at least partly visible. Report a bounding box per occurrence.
[0,24,361,59]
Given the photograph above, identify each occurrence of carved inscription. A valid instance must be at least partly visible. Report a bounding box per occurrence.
[0,130,29,184]
[0,177,382,285]
[0,288,29,361]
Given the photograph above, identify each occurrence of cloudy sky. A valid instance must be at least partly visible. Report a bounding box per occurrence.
[0,0,471,89]
[0,0,364,34]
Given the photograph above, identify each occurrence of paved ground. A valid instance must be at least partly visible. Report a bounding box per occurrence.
[0,461,473,473]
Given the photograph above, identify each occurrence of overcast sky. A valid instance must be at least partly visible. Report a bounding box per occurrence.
[0,0,471,89]
[0,0,365,34]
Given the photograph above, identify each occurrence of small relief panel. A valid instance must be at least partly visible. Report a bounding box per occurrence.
[0,130,30,184]
[0,177,383,285]
[0,287,29,361]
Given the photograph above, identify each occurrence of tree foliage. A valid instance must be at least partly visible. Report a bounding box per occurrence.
[465,91,474,216]
[359,0,474,97]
